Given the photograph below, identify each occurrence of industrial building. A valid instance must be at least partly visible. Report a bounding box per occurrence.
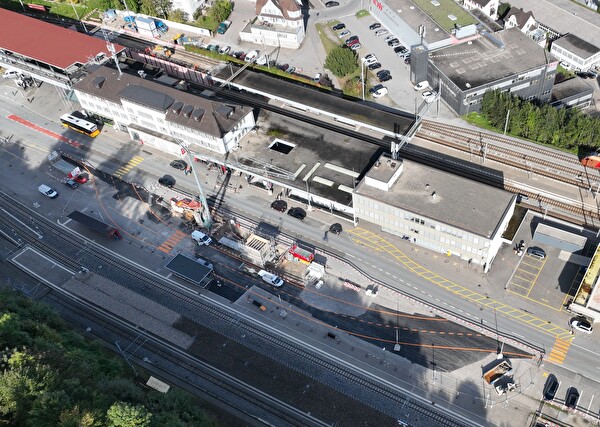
[353,153,516,272]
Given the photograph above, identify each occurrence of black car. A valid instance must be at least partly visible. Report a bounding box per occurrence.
[370,84,385,93]
[346,35,359,44]
[278,63,290,72]
[332,23,345,31]
[325,1,339,7]
[387,38,399,46]
[369,23,381,30]
[170,160,187,170]
[63,179,79,189]
[367,62,381,70]
[329,223,343,234]
[404,56,411,64]
[565,387,579,409]
[393,45,406,53]
[543,375,559,401]
[270,199,288,212]
[287,207,306,220]
[158,175,176,188]
[379,73,392,82]
[376,69,390,78]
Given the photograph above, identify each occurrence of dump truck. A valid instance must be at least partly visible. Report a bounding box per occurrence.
[217,20,231,34]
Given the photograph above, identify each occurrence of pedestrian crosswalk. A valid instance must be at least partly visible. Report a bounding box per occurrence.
[113,156,144,179]
[546,337,572,365]
[158,230,187,253]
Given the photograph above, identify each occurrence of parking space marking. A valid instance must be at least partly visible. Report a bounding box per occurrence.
[349,228,572,339]
[113,156,144,179]
[158,229,187,253]
[546,337,573,365]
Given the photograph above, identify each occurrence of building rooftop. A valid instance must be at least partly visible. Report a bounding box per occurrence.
[214,66,415,137]
[73,66,250,137]
[354,155,515,238]
[0,9,123,71]
[507,0,600,48]
[379,0,451,44]
[550,77,594,103]
[552,33,600,60]
[430,27,551,91]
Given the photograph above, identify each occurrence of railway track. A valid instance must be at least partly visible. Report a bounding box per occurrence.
[0,191,479,427]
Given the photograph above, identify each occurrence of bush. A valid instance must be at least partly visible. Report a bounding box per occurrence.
[324,47,358,77]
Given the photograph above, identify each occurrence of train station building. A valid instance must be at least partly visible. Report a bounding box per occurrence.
[0,9,124,90]
[353,153,516,272]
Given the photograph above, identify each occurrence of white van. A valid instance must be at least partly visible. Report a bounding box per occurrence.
[3,70,19,79]
[414,81,429,91]
[38,184,58,198]
[191,230,212,246]
[258,270,284,287]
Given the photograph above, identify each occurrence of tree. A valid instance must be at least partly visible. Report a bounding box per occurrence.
[324,47,357,77]
[154,0,172,19]
[169,9,189,23]
[210,0,232,23]
[106,402,151,427]
[139,0,157,16]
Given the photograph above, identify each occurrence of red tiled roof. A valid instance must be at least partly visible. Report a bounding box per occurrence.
[0,9,124,70]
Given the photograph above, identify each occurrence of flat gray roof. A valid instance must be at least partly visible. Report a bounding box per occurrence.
[355,156,515,238]
[553,33,599,60]
[430,28,551,90]
[381,0,451,44]
[551,77,594,102]
[166,254,211,285]
[213,67,414,136]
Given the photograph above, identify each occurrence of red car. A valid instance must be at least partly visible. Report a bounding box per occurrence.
[74,174,89,184]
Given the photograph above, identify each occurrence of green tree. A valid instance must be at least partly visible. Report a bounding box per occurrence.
[139,0,157,17]
[324,47,358,77]
[154,0,172,19]
[106,402,152,427]
[210,0,232,23]
[169,9,189,23]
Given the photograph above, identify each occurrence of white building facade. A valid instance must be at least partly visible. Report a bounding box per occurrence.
[73,67,255,157]
[239,0,305,49]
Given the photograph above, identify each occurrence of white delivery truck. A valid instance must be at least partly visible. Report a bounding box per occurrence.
[258,270,284,287]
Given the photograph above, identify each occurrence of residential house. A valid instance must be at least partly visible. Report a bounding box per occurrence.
[502,7,537,34]
[463,0,500,21]
[239,0,305,49]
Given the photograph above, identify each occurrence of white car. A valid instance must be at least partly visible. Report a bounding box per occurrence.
[3,70,20,79]
[313,72,322,82]
[384,34,397,43]
[571,319,593,334]
[372,86,388,98]
[218,46,231,55]
[422,90,437,103]
[244,50,259,62]
[362,54,378,65]
[258,270,284,287]
[191,230,212,246]
[38,184,58,198]
[414,81,429,91]
[338,30,350,38]
[350,43,362,51]
[374,29,388,36]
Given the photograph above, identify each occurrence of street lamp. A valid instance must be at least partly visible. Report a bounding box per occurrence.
[360,60,367,101]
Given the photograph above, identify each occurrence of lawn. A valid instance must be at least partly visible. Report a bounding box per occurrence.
[412,0,476,32]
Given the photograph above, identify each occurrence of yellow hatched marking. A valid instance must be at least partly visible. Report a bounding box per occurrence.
[158,230,187,253]
[349,227,570,339]
[113,156,144,179]
[546,338,573,364]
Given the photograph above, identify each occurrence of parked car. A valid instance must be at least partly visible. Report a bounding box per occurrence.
[369,23,381,30]
[332,23,346,31]
[329,223,343,234]
[388,40,401,48]
[565,387,579,409]
[374,29,388,36]
[346,39,360,47]
[313,72,322,82]
[218,45,231,55]
[191,230,212,246]
[378,73,392,82]
[404,56,411,64]
[384,35,397,43]
[350,43,362,51]
[338,30,351,38]
[158,175,176,188]
[422,90,437,103]
[270,199,288,212]
[258,270,284,287]
[170,159,188,170]
[38,184,58,198]
[63,179,79,189]
[287,207,306,220]
[362,54,378,65]
[346,35,359,43]
[543,375,559,401]
[372,86,388,98]
[3,70,20,79]
[245,50,259,62]
[325,1,339,7]
[278,63,290,72]
[207,44,219,52]
[571,318,593,334]
[376,69,390,78]
[368,62,382,70]
[526,246,546,260]
[414,81,429,91]
[286,67,296,74]
[74,174,89,184]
